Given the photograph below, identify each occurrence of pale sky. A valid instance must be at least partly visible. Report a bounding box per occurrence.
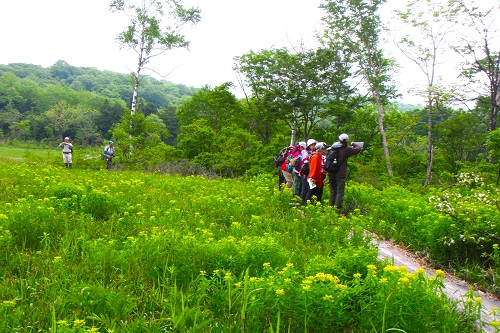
[0,1,323,89]
[0,0,462,105]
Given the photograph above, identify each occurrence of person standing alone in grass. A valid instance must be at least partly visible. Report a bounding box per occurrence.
[103,140,115,170]
[59,137,73,168]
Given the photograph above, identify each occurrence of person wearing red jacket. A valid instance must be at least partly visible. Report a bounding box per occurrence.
[305,142,329,205]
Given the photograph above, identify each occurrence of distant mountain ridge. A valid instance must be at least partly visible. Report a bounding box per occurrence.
[0,60,198,109]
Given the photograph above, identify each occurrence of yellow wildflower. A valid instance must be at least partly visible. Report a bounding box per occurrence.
[2,300,16,307]
[434,270,446,279]
[73,319,85,328]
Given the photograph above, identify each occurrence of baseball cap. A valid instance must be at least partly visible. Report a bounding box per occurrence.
[339,133,349,141]
[316,142,330,151]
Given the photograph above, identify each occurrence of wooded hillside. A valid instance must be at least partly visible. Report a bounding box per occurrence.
[0,60,196,145]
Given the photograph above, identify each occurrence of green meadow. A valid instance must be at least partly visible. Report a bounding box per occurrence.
[0,147,494,332]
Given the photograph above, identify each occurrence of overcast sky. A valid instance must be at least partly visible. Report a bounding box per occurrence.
[0,0,440,105]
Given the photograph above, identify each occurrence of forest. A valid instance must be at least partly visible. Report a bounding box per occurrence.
[0,0,498,186]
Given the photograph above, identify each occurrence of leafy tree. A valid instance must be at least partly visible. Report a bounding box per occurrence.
[487,128,500,183]
[45,101,73,139]
[435,110,486,173]
[177,119,215,161]
[320,0,398,180]
[235,46,352,144]
[110,112,173,169]
[235,95,283,145]
[177,120,259,177]
[177,83,242,133]
[214,126,260,177]
[395,0,457,185]
[96,99,127,138]
[0,102,22,136]
[110,0,201,117]
[158,105,180,146]
[50,60,82,83]
[71,105,101,146]
[9,120,31,140]
[449,0,500,133]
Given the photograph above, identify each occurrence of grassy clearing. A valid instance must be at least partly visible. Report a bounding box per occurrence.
[0,151,487,332]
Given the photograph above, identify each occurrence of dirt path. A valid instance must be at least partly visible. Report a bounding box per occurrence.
[376,239,500,333]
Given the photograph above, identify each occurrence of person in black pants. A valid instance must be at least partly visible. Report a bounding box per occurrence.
[328,134,362,214]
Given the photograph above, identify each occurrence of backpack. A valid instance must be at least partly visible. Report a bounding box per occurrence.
[286,154,299,172]
[300,158,310,176]
[324,147,342,173]
[273,147,288,168]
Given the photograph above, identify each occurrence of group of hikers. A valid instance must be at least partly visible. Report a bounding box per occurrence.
[276,133,362,213]
[59,137,115,170]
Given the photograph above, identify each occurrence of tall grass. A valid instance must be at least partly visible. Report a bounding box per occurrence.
[347,174,500,296]
[0,154,482,332]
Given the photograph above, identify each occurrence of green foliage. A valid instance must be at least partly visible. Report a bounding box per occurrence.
[349,174,500,296]
[110,112,175,170]
[235,46,354,142]
[177,83,243,131]
[0,62,195,143]
[0,158,479,332]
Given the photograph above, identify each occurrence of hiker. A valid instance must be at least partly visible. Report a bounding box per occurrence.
[291,141,306,197]
[103,140,115,170]
[328,133,362,213]
[299,139,317,204]
[305,142,329,205]
[59,137,73,168]
[280,145,296,189]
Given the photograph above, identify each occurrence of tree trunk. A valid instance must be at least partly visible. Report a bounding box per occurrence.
[290,124,296,147]
[425,144,434,185]
[131,74,139,115]
[424,94,433,186]
[373,90,393,181]
[376,102,394,180]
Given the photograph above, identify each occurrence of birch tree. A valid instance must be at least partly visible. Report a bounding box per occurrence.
[395,0,457,185]
[110,0,201,118]
[449,0,500,133]
[320,0,398,179]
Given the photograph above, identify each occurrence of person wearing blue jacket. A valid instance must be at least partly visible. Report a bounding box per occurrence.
[103,141,115,170]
